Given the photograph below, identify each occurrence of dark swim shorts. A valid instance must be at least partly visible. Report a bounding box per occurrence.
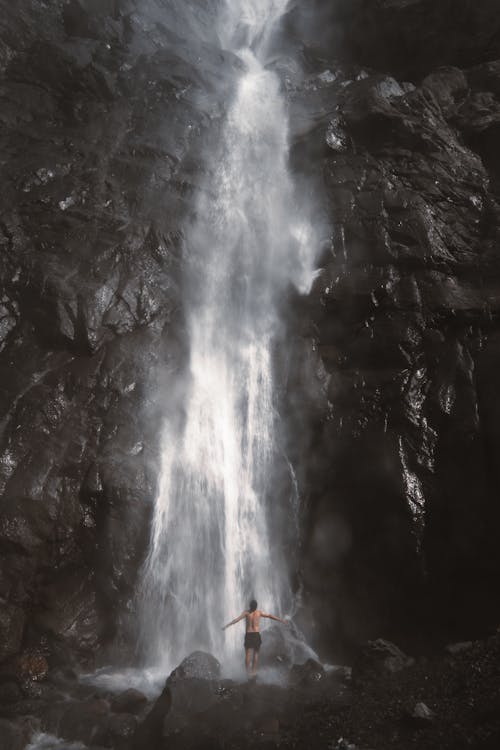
[244,632,262,651]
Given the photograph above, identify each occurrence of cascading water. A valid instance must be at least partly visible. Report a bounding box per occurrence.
[139,0,318,672]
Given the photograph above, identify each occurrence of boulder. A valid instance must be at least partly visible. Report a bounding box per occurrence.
[162,651,223,733]
[406,701,436,726]
[445,641,474,655]
[166,678,219,723]
[353,639,415,680]
[16,651,49,682]
[0,719,30,750]
[111,688,148,715]
[167,651,221,683]
[0,682,22,704]
[132,684,171,750]
[0,603,25,663]
[259,622,318,669]
[59,699,110,746]
[104,712,138,748]
[422,66,468,115]
[335,739,361,750]
[289,659,326,687]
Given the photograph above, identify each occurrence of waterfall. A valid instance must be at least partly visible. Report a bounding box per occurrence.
[139,0,317,672]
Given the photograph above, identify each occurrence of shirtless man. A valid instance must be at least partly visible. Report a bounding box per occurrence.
[222,599,286,678]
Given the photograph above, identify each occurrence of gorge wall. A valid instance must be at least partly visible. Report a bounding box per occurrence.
[1,0,500,669]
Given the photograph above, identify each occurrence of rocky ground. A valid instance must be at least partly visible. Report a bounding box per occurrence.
[1,634,500,750]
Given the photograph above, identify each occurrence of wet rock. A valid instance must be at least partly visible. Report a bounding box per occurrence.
[335,741,361,750]
[105,712,138,748]
[32,570,101,661]
[353,639,415,680]
[473,690,500,723]
[295,11,500,646]
[328,665,353,684]
[0,697,49,721]
[111,688,148,715]
[422,66,468,116]
[168,651,221,683]
[162,651,223,735]
[446,641,474,655]
[407,701,436,725]
[0,603,25,663]
[289,658,326,687]
[59,699,110,746]
[0,682,22,704]
[132,684,171,750]
[326,118,350,153]
[16,651,49,682]
[166,677,219,724]
[0,0,226,668]
[259,622,317,669]
[256,714,280,742]
[0,718,30,750]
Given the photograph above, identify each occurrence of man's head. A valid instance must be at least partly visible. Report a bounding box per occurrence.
[249,599,257,612]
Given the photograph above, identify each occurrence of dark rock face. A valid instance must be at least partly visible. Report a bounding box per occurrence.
[287,4,500,654]
[0,0,236,667]
[0,604,25,663]
[289,0,500,78]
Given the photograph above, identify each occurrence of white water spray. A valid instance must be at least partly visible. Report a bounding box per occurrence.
[139,0,317,672]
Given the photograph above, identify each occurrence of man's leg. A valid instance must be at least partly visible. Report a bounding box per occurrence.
[245,648,252,676]
[251,649,259,677]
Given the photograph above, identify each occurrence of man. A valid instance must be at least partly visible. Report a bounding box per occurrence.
[222,599,286,678]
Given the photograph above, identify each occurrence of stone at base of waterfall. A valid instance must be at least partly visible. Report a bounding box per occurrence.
[132,683,172,750]
[59,699,110,745]
[162,652,222,735]
[111,688,148,715]
[352,639,415,681]
[0,719,32,750]
[163,677,220,737]
[335,740,374,750]
[105,713,138,745]
[167,651,221,683]
[260,621,318,668]
[405,701,436,727]
[445,641,474,655]
[57,698,138,747]
[289,658,326,687]
[0,682,23,704]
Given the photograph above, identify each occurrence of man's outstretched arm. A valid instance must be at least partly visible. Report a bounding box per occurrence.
[261,612,286,624]
[222,612,246,630]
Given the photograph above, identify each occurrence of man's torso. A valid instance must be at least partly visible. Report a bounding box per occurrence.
[245,610,261,632]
